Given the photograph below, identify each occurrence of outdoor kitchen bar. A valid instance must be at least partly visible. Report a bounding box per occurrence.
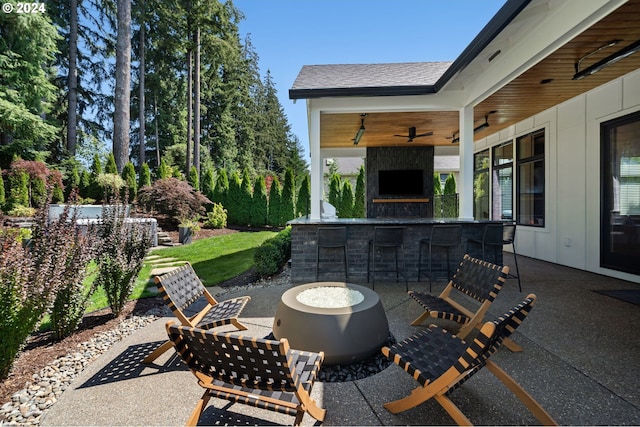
[289,218,504,284]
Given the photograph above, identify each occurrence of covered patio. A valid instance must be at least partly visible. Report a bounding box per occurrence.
[40,253,640,425]
[289,0,640,285]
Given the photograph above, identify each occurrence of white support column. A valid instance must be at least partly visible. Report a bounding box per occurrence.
[309,107,323,220]
[459,105,474,220]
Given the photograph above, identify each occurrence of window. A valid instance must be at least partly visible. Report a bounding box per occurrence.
[474,149,490,219]
[601,111,640,275]
[492,142,513,220]
[516,130,545,226]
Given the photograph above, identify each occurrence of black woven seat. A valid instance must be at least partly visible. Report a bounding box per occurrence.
[407,292,469,324]
[408,254,508,342]
[166,323,326,426]
[142,262,251,364]
[382,294,557,426]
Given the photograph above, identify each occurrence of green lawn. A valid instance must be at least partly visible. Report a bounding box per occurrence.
[86,230,277,313]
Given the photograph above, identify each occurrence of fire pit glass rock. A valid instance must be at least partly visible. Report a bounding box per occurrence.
[273,282,390,365]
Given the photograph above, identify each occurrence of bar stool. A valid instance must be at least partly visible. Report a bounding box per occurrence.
[418,224,462,292]
[316,227,348,281]
[368,226,407,291]
[468,223,521,291]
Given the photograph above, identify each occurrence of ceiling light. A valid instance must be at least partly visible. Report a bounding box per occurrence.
[352,114,366,145]
[572,39,640,80]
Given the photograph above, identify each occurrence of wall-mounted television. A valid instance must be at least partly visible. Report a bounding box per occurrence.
[378,169,424,196]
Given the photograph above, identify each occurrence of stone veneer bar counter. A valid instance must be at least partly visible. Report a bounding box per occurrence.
[289,218,505,284]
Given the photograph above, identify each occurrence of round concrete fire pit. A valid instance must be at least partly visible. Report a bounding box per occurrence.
[272,282,389,365]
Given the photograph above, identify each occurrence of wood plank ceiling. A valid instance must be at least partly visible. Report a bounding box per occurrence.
[319,0,640,149]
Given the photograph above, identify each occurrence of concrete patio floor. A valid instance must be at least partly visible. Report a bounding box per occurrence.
[41,253,640,426]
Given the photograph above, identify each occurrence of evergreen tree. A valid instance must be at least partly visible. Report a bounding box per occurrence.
[280,168,295,225]
[121,162,137,201]
[434,173,443,195]
[353,166,366,218]
[105,152,118,174]
[267,176,282,227]
[157,158,170,179]
[251,176,268,227]
[237,168,253,226]
[339,181,354,218]
[7,170,29,210]
[88,154,102,201]
[65,163,81,200]
[138,163,151,189]
[188,165,199,191]
[227,171,242,225]
[296,173,310,218]
[443,173,458,218]
[201,167,216,202]
[79,169,91,200]
[328,174,342,210]
[0,8,60,165]
[213,168,229,208]
[0,174,5,210]
[444,173,456,194]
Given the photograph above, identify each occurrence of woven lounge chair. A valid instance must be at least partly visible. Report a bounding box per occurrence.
[382,294,557,426]
[142,262,251,364]
[408,254,522,351]
[166,323,327,426]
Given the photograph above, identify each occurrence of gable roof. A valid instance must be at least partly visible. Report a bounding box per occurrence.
[289,0,532,100]
[290,62,452,98]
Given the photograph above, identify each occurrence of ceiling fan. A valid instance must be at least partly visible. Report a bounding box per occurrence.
[394,126,433,142]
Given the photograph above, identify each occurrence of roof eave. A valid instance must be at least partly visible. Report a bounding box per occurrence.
[434,0,532,91]
[289,85,437,100]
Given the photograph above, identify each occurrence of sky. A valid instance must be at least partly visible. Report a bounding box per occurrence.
[233,0,507,163]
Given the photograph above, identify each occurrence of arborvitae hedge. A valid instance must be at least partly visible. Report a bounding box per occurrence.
[353,166,366,218]
[267,176,282,227]
[188,166,199,191]
[122,162,137,202]
[139,163,151,189]
[280,168,295,225]
[339,180,354,218]
[251,176,268,227]
[296,174,310,218]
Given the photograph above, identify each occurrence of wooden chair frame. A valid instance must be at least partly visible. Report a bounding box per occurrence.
[382,294,557,426]
[143,262,251,364]
[166,322,326,426]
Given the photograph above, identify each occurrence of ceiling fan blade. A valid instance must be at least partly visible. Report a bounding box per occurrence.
[393,134,408,138]
[415,131,433,137]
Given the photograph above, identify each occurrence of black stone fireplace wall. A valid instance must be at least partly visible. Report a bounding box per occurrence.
[366,146,434,218]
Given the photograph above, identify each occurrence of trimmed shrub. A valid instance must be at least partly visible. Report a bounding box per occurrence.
[226,171,242,225]
[254,227,291,277]
[203,203,227,229]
